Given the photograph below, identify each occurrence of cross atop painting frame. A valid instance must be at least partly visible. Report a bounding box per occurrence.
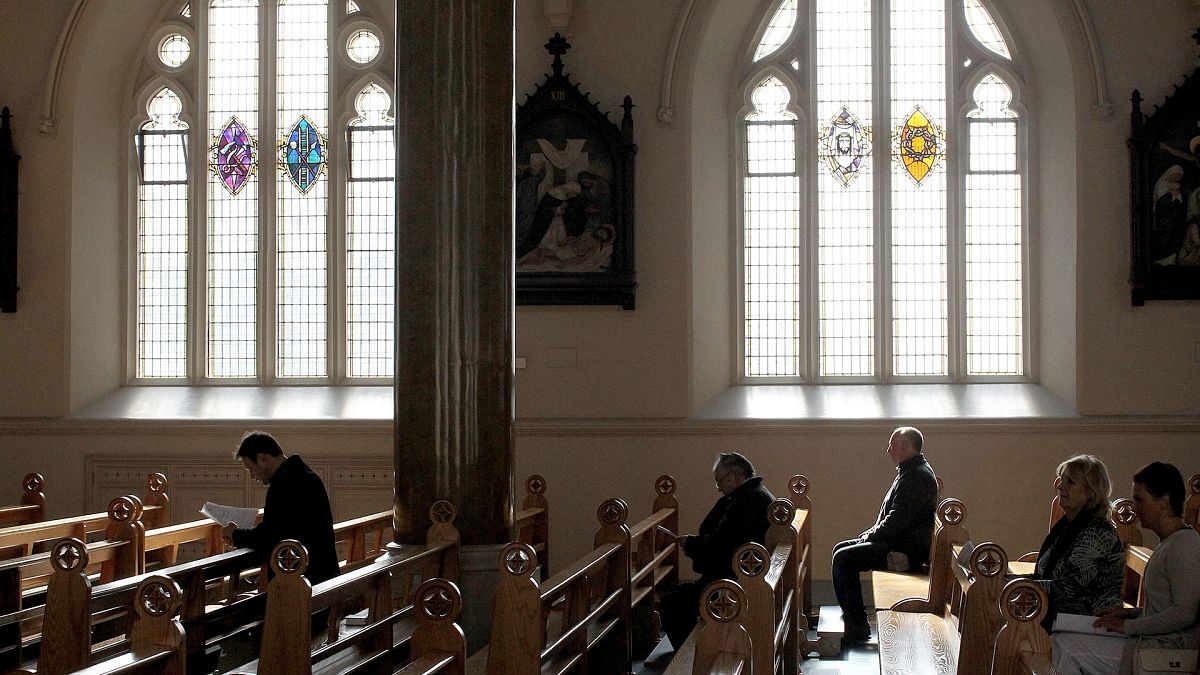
[515,33,638,310]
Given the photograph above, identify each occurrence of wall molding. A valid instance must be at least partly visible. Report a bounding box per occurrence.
[657,0,700,127]
[1065,0,1112,119]
[39,0,93,136]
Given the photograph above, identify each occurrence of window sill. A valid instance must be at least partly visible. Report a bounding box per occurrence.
[69,386,394,422]
[693,383,1078,420]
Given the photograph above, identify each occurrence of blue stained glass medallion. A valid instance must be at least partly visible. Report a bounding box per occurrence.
[817,106,872,188]
[279,115,327,194]
[209,116,257,196]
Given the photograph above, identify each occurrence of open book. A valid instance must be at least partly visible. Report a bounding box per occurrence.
[200,502,259,530]
[1051,613,1128,637]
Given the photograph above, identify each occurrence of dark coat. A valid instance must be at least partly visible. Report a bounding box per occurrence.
[861,452,938,569]
[683,476,776,584]
[232,454,339,585]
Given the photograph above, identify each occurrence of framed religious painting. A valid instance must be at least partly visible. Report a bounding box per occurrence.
[1129,32,1200,304]
[515,34,637,309]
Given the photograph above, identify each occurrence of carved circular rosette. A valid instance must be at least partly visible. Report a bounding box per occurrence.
[1189,474,1200,496]
[655,475,677,496]
[270,539,309,576]
[735,543,768,578]
[1111,498,1137,526]
[1000,579,1045,623]
[416,578,461,622]
[597,499,628,527]
[971,542,1007,578]
[135,576,182,619]
[498,542,537,577]
[22,473,44,493]
[701,580,745,624]
[789,474,810,496]
[108,495,143,523]
[147,472,169,494]
[938,498,965,526]
[429,500,456,525]
[51,537,88,573]
[768,498,795,526]
[525,474,546,495]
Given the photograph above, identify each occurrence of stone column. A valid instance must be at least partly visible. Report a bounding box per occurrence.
[393,0,515,650]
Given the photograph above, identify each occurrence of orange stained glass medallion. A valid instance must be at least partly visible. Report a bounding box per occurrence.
[895,106,945,186]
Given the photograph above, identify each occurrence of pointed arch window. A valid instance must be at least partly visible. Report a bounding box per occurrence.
[131,0,395,383]
[739,0,1027,382]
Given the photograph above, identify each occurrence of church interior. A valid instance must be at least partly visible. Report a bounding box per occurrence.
[0,0,1198,673]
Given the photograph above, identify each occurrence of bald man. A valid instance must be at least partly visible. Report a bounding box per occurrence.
[831,426,937,644]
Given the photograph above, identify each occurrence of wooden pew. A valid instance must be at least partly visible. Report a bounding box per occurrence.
[991,578,1054,675]
[685,580,750,675]
[785,474,813,619]
[872,497,970,613]
[514,475,550,582]
[229,528,462,675]
[729,498,800,675]
[0,473,169,560]
[0,475,46,530]
[876,541,1012,675]
[627,474,680,657]
[480,498,632,675]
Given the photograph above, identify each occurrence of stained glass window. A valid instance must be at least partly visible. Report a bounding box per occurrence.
[134,0,394,383]
[347,29,381,64]
[964,0,1011,59]
[136,89,189,379]
[753,0,799,62]
[740,0,1026,381]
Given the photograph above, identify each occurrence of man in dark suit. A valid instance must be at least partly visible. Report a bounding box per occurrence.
[831,426,938,644]
[660,452,776,650]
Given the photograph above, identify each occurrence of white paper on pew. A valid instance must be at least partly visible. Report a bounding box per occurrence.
[200,502,259,529]
[955,540,976,568]
[1052,613,1123,636]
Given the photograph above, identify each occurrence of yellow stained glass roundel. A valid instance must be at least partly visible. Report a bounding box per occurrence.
[895,106,945,186]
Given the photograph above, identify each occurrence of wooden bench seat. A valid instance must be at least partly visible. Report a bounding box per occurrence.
[0,475,46,530]
[873,498,969,614]
[513,474,550,581]
[990,578,1053,675]
[876,541,1012,675]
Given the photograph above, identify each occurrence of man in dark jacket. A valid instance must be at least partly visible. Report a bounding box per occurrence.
[222,431,340,586]
[660,452,776,650]
[831,426,938,644]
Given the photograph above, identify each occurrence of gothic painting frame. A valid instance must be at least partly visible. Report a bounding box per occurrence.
[1129,34,1200,305]
[515,34,637,309]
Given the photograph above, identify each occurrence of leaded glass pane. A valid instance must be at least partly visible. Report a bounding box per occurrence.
[817,0,874,377]
[890,0,948,377]
[744,77,801,377]
[137,89,189,379]
[347,84,395,379]
[276,0,329,379]
[159,33,191,68]
[963,0,1011,59]
[207,0,259,379]
[347,29,380,64]
[966,75,1022,375]
[754,0,799,62]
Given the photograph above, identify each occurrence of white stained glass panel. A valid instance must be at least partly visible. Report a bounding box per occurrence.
[890,0,948,377]
[816,0,874,377]
[207,0,259,379]
[963,0,1011,59]
[754,0,799,62]
[347,84,395,379]
[276,0,329,378]
[966,75,1022,375]
[137,89,189,379]
[159,33,191,68]
[347,29,380,64]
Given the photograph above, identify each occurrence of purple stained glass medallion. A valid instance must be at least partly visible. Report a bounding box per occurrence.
[279,115,327,194]
[210,116,256,196]
[818,106,871,188]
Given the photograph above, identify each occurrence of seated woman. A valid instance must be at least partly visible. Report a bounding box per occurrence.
[1035,455,1124,630]
[1053,462,1200,675]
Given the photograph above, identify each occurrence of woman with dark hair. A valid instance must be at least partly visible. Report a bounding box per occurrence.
[1035,455,1124,629]
[1053,461,1200,675]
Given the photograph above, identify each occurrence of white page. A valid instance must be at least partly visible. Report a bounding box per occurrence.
[1052,613,1126,637]
[200,502,259,529]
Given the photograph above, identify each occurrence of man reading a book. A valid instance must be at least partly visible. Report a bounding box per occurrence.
[222,431,340,585]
